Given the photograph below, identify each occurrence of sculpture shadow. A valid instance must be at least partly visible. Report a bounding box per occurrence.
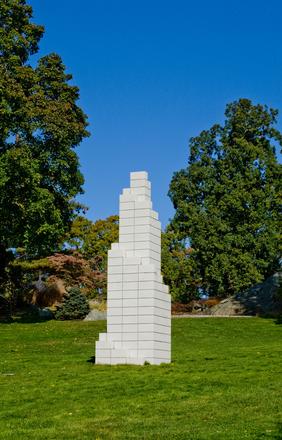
[87,355,96,364]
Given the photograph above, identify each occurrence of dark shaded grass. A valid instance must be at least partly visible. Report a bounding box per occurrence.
[0,318,281,439]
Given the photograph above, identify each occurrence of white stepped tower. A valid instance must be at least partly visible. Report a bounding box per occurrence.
[95,171,171,365]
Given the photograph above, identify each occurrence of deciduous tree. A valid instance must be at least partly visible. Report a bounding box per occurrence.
[0,0,89,297]
[169,99,282,297]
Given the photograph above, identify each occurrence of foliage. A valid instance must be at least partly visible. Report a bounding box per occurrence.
[161,230,201,302]
[169,99,282,297]
[54,287,89,320]
[66,215,119,271]
[7,251,106,307]
[0,318,281,438]
[0,0,89,296]
[0,212,117,309]
[47,252,106,297]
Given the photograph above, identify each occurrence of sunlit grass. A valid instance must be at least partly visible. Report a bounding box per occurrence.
[0,318,281,439]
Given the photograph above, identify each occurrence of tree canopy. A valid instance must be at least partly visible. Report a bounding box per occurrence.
[0,0,89,263]
[169,99,282,297]
[66,215,119,272]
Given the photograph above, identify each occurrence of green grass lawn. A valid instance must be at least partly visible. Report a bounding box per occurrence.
[0,317,281,439]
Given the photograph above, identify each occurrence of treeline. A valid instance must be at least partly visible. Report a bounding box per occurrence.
[0,1,281,315]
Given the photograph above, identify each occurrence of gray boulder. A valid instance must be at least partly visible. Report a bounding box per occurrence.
[84,309,107,321]
[38,307,54,319]
[211,273,282,316]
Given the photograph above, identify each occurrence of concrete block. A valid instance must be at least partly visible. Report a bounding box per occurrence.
[123,257,141,265]
[122,341,138,349]
[119,225,135,235]
[134,233,150,242]
[131,179,150,188]
[108,257,123,266]
[108,248,124,258]
[150,227,161,237]
[96,357,111,365]
[95,340,111,351]
[120,234,134,243]
[108,266,123,274]
[121,242,134,250]
[134,250,150,258]
[123,307,138,316]
[111,349,127,358]
[108,274,123,283]
[134,225,150,234]
[139,264,156,273]
[122,290,138,299]
[123,265,139,274]
[134,216,151,225]
[137,315,157,324]
[107,290,123,300]
[111,358,126,365]
[107,282,122,291]
[109,333,122,342]
[135,209,151,218]
[119,217,134,226]
[133,188,151,198]
[123,298,138,307]
[98,333,107,342]
[123,273,138,282]
[107,307,123,316]
[135,200,152,210]
[130,171,148,180]
[150,217,161,229]
[122,332,138,341]
[134,242,152,251]
[108,324,122,333]
[107,315,123,325]
[126,358,144,365]
[138,272,160,282]
[111,243,120,250]
[120,201,135,211]
[119,194,136,202]
[148,235,161,246]
[123,281,138,290]
[122,323,138,333]
[123,315,138,324]
[137,289,155,298]
[119,210,134,219]
[138,281,155,290]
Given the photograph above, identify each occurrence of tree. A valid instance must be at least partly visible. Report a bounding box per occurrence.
[0,0,89,297]
[161,230,200,303]
[66,215,119,272]
[169,99,282,297]
[54,287,90,321]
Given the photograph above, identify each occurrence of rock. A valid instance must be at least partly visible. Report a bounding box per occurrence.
[84,309,107,321]
[38,307,54,319]
[210,298,246,316]
[210,273,282,316]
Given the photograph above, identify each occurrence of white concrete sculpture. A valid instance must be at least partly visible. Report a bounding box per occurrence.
[95,171,171,365]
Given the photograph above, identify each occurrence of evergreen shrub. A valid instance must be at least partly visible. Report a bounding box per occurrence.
[54,287,89,320]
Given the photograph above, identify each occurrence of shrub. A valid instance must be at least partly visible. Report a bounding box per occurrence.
[54,287,90,320]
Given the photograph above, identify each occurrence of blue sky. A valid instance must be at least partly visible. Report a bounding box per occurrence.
[29,0,282,227]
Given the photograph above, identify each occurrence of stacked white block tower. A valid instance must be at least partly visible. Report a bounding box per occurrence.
[95,171,171,365]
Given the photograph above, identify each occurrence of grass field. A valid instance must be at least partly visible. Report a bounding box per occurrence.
[0,317,281,439]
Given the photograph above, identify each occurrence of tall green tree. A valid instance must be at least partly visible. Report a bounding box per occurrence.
[66,215,119,272]
[0,0,89,285]
[161,229,201,303]
[169,99,282,297]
